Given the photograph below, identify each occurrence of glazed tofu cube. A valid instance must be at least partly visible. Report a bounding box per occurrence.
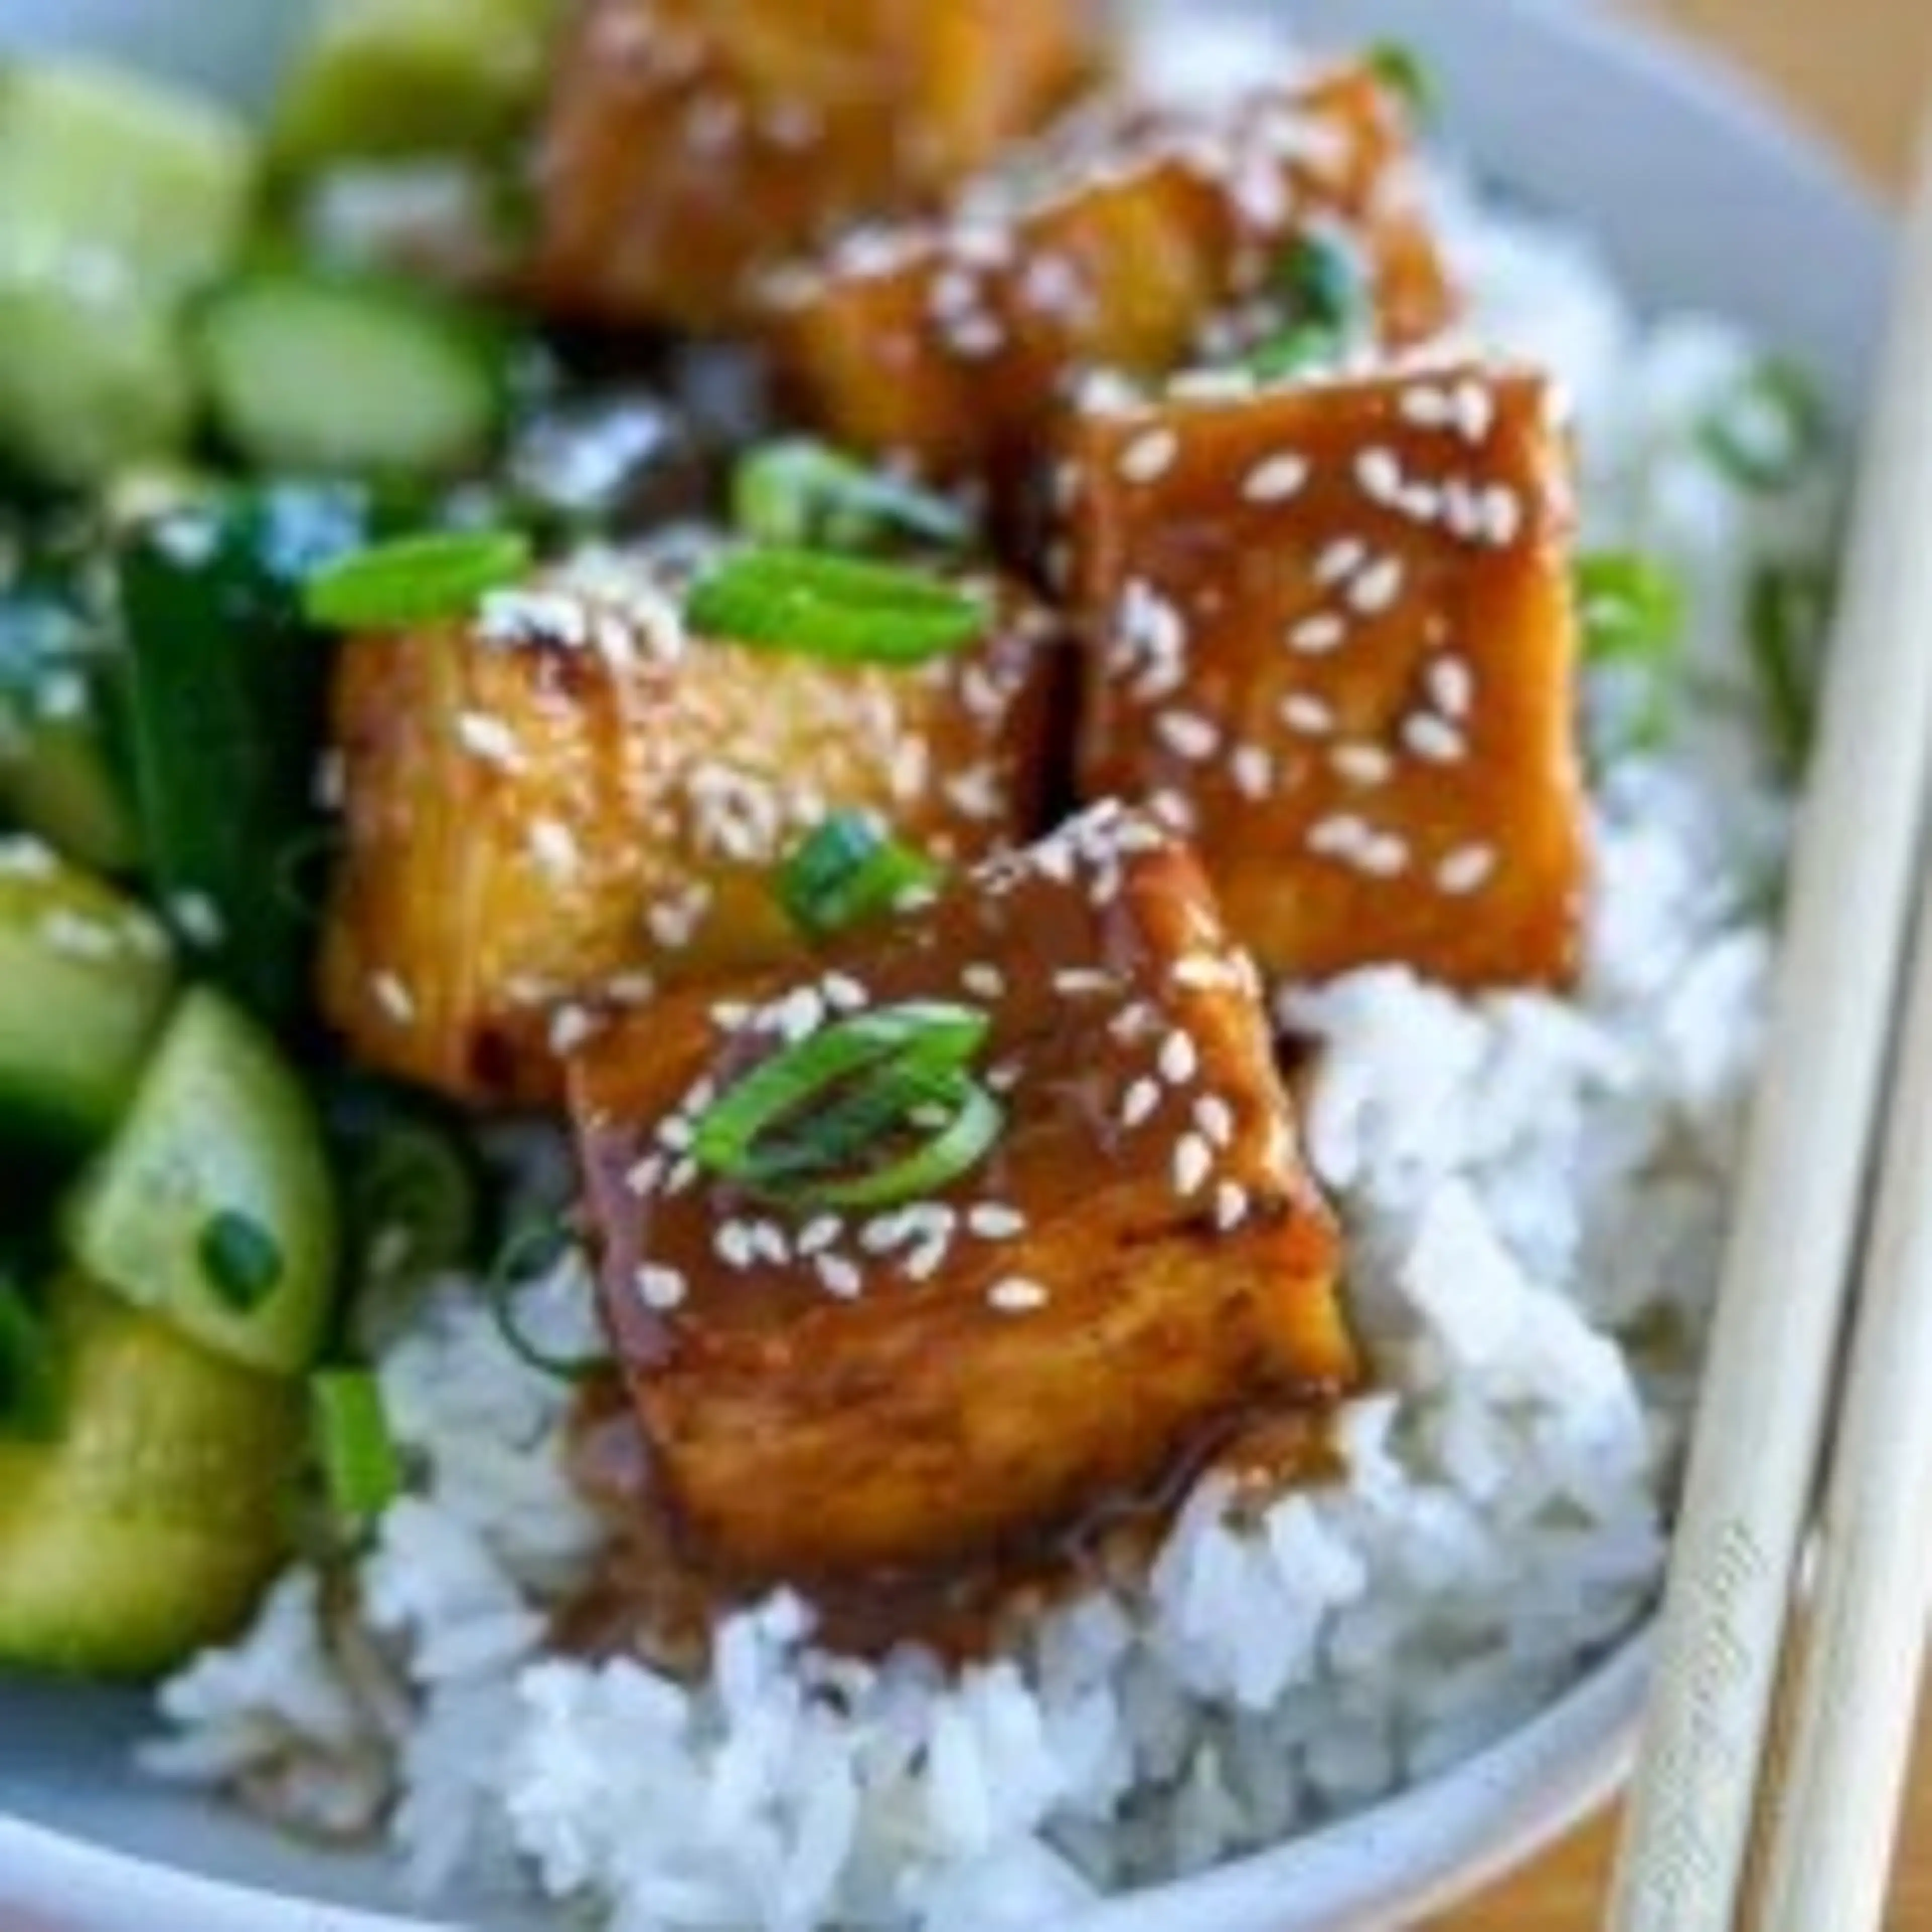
[320,551,1058,1107]
[569,805,1356,1607]
[764,64,1457,497]
[1067,362,1587,989]
[532,0,1100,330]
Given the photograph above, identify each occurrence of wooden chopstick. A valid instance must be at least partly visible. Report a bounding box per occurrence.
[1606,115,1932,1932]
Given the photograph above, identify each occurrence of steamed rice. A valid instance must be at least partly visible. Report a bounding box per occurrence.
[140,69,1839,1932]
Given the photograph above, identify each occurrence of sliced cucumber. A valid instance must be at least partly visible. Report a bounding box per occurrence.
[0,1273,299,1679]
[0,62,257,484]
[69,988,339,1377]
[193,268,509,478]
[0,838,174,1153]
[272,0,560,167]
[0,584,142,873]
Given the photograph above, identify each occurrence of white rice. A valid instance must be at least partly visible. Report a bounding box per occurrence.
[142,105,1839,1932]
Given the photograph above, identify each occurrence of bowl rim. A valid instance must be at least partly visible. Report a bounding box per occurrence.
[0,1,1892,1928]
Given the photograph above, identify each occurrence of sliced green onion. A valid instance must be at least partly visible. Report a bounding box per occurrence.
[197,1211,285,1314]
[734,440,972,555]
[345,1115,481,1355]
[777,813,944,940]
[1246,323,1346,382]
[1697,357,1828,495]
[1274,233,1369,334]
[484,1218,608,1384]
[1749,559,1832,774]
[1577,551,1687,665]
[739,1060,970,1188]
[301,528,532,630]
[684,547,988,664]
[0,1282,60,1443]
[783,1081,1003,1211]
[692,1002,990,1183]
[1367,40,1438,121]
[311,1367,401,1522]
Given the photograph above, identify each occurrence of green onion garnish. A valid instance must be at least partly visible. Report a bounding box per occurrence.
[301,529,532,630]
[345,1114,481,1355]
[484,1218,609,1384]
[691,1001,1001,1209]
[311,1368,401,1521]
[1275,233,1369,334]
[1577,551,1687,667]
[198,1210,285,1313]
[684,547,988,664]
[1246,323,1347,382]
[777,813,944,940]
[0,1282,60,1443]
[1697,358,1828,495]
[734,440,972,556]
[1367,40,1438,121]
[1749,559,1832,775]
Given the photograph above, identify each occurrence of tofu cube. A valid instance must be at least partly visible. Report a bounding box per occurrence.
[569,804,1356,1609]
[1067,362,1587,989]
[532,0,1101,330]
[763,64,1457,496]
[320,551,1059,1107]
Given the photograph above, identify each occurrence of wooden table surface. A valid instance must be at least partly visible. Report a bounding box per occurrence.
[1436,1,1932,1925]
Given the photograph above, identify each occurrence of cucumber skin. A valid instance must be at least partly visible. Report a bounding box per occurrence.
[117,484,373,1025]
[0,1276,300,1680]
[70,988,341,1379]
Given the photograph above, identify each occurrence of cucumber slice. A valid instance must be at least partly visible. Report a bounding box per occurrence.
[0,62,257,485]
[193,268,508,478]
[272,0,560,167]
[70,988,340,1377]
[0,584,142,874]
[0,838,174,1153]
[0,1273,299,1679]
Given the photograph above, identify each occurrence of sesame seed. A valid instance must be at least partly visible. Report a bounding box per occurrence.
[987,1276,1050,1313]
[1195,1095,1236,1148]
[636,1265,687,1311]
[1242,453,1310,503]
[715,1222,755,1269]
[1398,384,1457,429]
[1055,968,1116,996]
[1173,1133,1213,1197]
[371,971,416,1025]
[822,972,869,1014]
[1159,1030,1199,1086]
[1402,713,1468,763]
[1330,742,1394,787]
[1155,710,1221,761]
[961,962,1006,1000]
[1280,693,1337,736]
[1455,379,1498,444]
[1306,813,1373,860]
[528,818,580,879]
[798,1215,843,1256]
[1427,657,1475,718]
[625,1155,665,1197]
[548,1004,600,1055]
[817,1255,863,1299]
[666,1157,696,1194]
[312,750,347,810]
[1355,446,1404,504]
[1314,537,1369,586]
[968,1204,1026,1240]
[775,986,827,1042]
[1287,613,1347,655]
[748,1221,791,1266]
[455,711,522,769]
[1119,427,1180,484]
[1359,832,1412,877]
[1481,486,1524,546]
[1230,744,1274,799]
[1121,1076,1162,1128]
[1213,1181,1250,1232]
[1436,843,1499,895]
[1346,556,1405,615]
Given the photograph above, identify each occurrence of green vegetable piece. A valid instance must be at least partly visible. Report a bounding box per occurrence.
[484,1216,607,1384]
[1698,357,1828,495]
[311,1367,400,1521]
[303,528,531,630]
[118,482,374,1022]
[69,988,340,1378]
[273,0,561,167]
[1750,559,1832,775]
[733,440,973,556]
[0,1279,61,1442]
[685,548,989,664]
[1246,323,1347,383]
[0,838,175,1154]
[0,1273,300,1679]
[193,268,513,480]
[777,813,944,940]
[0,62,256,484]
[0,584,142,874]
[1274,233,1369,334]
[1367,40,1439,122]
[1576,550,1688,751]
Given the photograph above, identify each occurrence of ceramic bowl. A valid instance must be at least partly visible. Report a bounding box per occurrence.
[0,2,1890,1926]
